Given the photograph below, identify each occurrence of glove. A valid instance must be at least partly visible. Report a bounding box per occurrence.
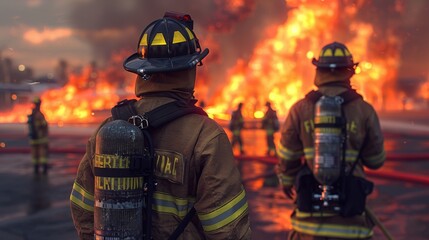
[283,186,295,200]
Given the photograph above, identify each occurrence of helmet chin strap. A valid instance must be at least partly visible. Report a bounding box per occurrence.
[142,74,151,81]
[137,68,152,80]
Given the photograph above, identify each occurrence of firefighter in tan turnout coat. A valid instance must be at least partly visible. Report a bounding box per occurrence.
[70,13,251,240]
[276,42,385,240]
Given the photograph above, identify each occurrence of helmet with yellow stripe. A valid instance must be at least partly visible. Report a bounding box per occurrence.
[123,12,209,77]
[33,96,42,105]
[312,42,358,70]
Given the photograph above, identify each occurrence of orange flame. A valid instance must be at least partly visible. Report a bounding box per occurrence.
[0,53,135,124]
[0,0,411,124]
[207,0,402,120]
[40,67,133,124]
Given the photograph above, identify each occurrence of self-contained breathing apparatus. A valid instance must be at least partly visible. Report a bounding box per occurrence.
[296,89,374,217]
[313,94,344,212]
[94,99,206,240]
[94,119,146,239]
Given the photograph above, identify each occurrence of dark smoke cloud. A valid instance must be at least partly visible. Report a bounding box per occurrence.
[395,0,429,78]
[68,0,287,100]
[209,0,256,32]
[68,0,283,59]
[354,0,429,79]
[69,0,429,102]
[68,0,209,60]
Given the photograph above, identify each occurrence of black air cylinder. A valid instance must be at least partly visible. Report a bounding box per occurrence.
[94,120,145,240]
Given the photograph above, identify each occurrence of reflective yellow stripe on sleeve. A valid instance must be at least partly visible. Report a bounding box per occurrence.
[198,188,248,232]
[70,182,94,212]
[153,192,194,218]
[366,150,386,166]
[304,148,314,160]
[30,137,49,145]
[278,173,295,186]
[291,218,373,238]
[345,150,359,162]
[277,144,303,161]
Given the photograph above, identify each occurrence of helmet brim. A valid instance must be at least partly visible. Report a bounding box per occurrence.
[124,48,209,75]
[312,58,358,68]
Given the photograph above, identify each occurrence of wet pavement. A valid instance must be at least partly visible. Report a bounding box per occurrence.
[1,114,429,240]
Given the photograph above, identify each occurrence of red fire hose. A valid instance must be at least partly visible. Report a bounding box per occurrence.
[0,147,85,154]
[1,148,429,164]
[235,155,429,186]
[2,148,429,162]
[1,148,429,185]
[236,154,429,163]
[365,169,429,186]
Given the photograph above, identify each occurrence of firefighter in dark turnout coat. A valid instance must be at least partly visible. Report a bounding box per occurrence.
[28,97,49,174]
[261,101,279,157]
[70,13,251,240]
[229,103,245,155]
[276,42,385,239]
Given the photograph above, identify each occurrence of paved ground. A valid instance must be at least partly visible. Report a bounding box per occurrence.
[0,114,428,240]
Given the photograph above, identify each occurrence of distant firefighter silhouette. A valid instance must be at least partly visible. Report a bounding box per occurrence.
[229,102,245,155]
[261,101,279,157]
[27,97,49,175]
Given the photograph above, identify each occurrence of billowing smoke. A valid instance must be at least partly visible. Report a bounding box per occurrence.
[68,0,286,100]
[352,0,429,99]
[68,1,285,59]
[353,0,429,79]
[69,0,429,104]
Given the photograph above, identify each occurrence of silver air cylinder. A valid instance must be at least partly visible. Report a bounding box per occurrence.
[94,120,144,240]
[313,96,344,187]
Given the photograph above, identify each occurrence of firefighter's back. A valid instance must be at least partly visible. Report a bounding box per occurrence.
[135,98,251,239]
[290,87,383,237]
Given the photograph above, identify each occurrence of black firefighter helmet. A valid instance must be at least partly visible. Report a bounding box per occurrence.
[123,12,209,77]
[312,42,358,70]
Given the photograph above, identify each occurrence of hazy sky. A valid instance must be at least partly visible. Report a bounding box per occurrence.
[0,0,93,76]
[0,0,286,78]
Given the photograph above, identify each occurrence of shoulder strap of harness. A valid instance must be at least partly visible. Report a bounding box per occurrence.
[111,99,139,120]
[304,90,324,103]
[145,100,207,128]
[305,89,363,105]
[111,99,208,127]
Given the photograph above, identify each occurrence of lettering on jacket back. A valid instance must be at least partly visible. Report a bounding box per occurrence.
[154,149,185,184]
